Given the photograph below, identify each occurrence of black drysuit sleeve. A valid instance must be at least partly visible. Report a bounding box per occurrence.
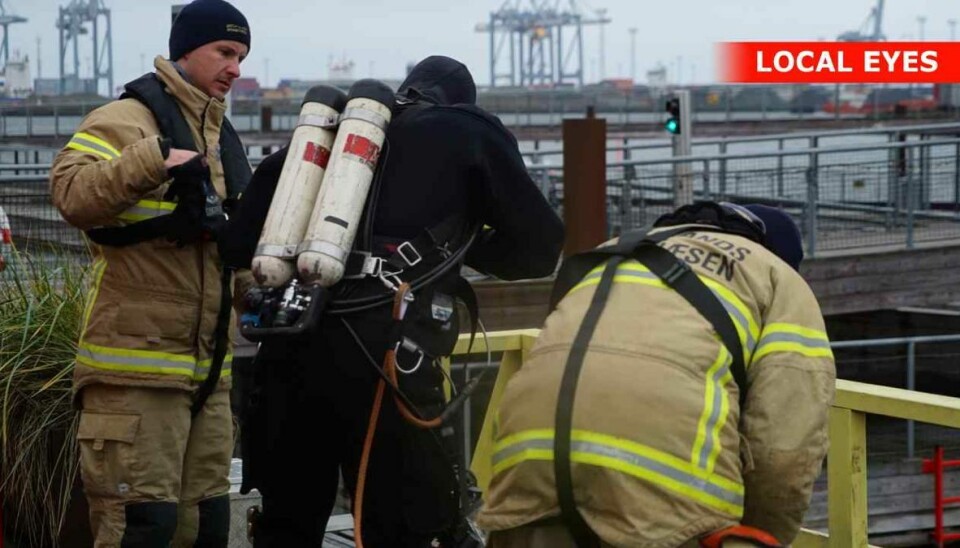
[219,146,288,270]
[463,111,565,280]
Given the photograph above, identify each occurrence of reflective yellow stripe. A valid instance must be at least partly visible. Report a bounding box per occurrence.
[77,342,198,377]
[699,277,760,360]
[753,323,833,361]
[569,260,759,363]
[73,132,121,157]
[80,341,196,364]
[492,429,744,516]
[65,141,113,160]
[117,200,177,222]
[65,132,121,160]
[194,355,235,381]
[80,258,107,332]
[691,345,733,473]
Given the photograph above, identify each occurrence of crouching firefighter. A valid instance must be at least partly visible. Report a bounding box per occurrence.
[218,55,564,547]
[49,1,253,544]
[476,202,836,548]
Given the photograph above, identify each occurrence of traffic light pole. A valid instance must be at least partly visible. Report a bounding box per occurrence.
[671,89,693,207]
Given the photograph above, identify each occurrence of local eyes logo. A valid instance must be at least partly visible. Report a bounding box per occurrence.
[225,24,248,35]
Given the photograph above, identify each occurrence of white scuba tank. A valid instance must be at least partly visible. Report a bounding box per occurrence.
[296,79,395,287]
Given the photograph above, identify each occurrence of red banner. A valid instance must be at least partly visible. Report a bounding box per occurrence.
[717,42,960,83]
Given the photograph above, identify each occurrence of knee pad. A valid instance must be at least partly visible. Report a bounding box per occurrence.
[120,501,177,548]
[196,494,230,548]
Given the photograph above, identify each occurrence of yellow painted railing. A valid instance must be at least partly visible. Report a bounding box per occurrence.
[451,329,960,548]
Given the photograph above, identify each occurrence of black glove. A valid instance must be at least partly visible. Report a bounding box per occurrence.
[164,154,212,247]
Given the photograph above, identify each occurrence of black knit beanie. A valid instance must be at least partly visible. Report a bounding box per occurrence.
[744,204,804,271]
[169,0,250,61]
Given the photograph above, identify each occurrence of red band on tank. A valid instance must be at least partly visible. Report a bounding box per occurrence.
[303,141,331,169]
[342,134,381,169]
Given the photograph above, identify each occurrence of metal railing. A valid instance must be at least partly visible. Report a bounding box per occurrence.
[519,121,960,164]
[0,83,953,139]
[452,329,960,548]
[529,136,960,255]
[4,132,960,259]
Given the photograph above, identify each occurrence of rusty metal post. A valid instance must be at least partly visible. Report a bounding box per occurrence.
[260,105,273,133]
[562,106,607,257]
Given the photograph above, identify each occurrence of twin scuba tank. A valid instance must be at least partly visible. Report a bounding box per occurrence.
[241,79,395,338]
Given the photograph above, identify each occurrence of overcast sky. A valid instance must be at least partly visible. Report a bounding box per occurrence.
[3,0,958,93]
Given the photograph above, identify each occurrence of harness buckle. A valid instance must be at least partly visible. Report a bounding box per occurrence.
[394,337,425,374]
[362,256,384,277]
[396,241,423,267]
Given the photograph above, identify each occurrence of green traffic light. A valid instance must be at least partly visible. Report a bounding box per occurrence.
[665,118,680,134]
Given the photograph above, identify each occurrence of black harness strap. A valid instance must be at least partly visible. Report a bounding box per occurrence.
[552,226,749,547]
[86,215,176,247]
[554,255,623,548]
[191,268,235,418]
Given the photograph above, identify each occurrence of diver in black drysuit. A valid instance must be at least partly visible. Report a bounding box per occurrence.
[221,55,564,547]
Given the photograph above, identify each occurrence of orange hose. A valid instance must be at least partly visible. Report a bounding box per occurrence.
[386,348,442,428]
[353,282,444,546]
[353,377,385,548]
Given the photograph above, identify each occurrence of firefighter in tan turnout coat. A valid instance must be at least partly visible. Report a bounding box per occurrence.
[49,1,251,545]
[478,202,836,548]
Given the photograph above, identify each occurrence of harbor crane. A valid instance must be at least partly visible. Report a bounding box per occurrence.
[57,0,113,96]
[837,0,885,41]
[0,0,27,70]
[476,0,610,88]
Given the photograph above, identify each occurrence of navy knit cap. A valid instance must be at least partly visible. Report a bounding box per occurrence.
[743,204,804,271]
[169,0,250,61]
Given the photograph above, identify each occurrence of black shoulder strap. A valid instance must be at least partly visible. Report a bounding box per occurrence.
[121,73,196,152]
[554,254,623,548]
[218,116,252,199]
[552,227,748,547]
[549,225,690,311]
[86,215,176,247]
[123,73,250,199]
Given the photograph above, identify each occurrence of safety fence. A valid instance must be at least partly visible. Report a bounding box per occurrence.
[3,130,960,266]
[529,136,960,255]
[0,83,952,138]
[447,329,960,548]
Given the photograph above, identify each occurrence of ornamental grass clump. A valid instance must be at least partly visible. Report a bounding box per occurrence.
[0,249,89,546]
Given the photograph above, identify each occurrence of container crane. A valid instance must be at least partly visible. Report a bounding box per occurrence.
[837,0,885,42]
[0,0,27,70]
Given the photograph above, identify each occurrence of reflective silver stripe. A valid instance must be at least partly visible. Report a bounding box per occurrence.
[582,270,658,284]
[195,358,234,378]
[77,347,196,374]
[583,268,756,353]
[69,135,120,159]
[715,297,756,352]
[697,358,731,468]
[340,107,389,130]
[298,114,339,129]
[255,243,298,259]
[757,332,831,349]
[493,438,744,508]
[296,239,347,262]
